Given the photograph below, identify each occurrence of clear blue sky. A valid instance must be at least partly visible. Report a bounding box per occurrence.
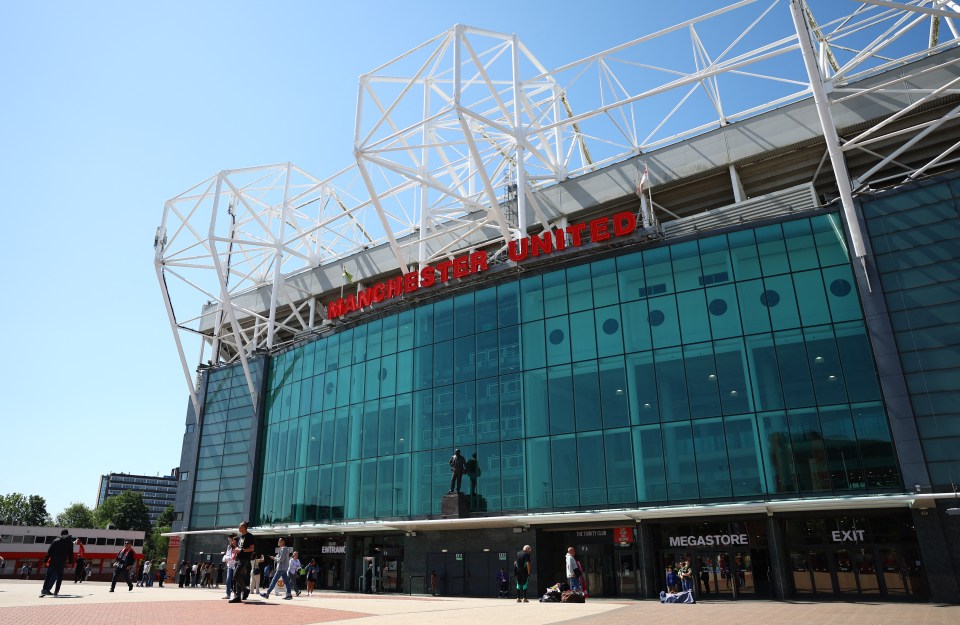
[0,0,842,519]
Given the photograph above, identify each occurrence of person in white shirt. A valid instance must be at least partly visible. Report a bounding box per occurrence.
[565,547,582,592]
[288,551,302,597]
[222,535,238,600]
[143,560,154,587]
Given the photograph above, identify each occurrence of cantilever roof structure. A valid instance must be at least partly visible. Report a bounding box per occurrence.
[155,0,960,417]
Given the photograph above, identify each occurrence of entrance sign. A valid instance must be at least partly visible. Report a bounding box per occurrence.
[321,545,346,554]
[326,211,638,320]
[668,533,749,547]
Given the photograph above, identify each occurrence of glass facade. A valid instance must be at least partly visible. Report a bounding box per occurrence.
[190,361,262,529]
[255,213,901,526]
[863,176,960,487]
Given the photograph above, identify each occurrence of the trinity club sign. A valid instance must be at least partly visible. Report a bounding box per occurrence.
[326,211,639,320]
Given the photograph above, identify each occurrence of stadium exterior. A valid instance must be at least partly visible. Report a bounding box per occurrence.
[158,1,960,602]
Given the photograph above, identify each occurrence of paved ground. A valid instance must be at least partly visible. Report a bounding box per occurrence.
[0,579,958,625]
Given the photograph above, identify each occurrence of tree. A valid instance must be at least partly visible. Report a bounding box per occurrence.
[144,504,175,562]
[94,491,151,532]
[0,493,42,525]
[55,502,97,529]
[26,495,51,527]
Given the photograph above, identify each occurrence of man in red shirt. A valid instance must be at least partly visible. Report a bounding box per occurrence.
[74,539,87,583]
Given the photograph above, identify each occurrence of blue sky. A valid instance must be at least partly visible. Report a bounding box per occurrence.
[0,0,847,519]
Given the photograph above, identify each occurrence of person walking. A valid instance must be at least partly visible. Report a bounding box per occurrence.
[305,558,319,596]
[40,529,73,597]
[178,561,189,587]
[260,537,293,600]
[251,555,263,592]
[109,540,136,592]
[158,560,167,587]
[229,521,256,603]
[565,547,582,592]
[496,566,509,598]
[74,538,87,584]
[222,535,238,600]
[288,550,302,597]
[514,544,532,603]
[143,559,154,587]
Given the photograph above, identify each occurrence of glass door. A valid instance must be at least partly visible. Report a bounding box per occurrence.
[854,549,880,595]
[615,551,639,596]
[879,548,907,597]
[834,549,857,594]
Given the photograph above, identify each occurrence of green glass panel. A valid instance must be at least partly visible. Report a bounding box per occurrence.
[317,466,331,520]
[397,310,414,352]
[433,385,454,449]
[599,355,630,428]
[381,314,398,356]
[499,326,521,374]
[378,396,396,457]
[756,223,790,276]
[415,304,434,347]
[347,405,363,461]
[595,305,624,357]
[804,326,849,405]
[724,414,765,496]
[737,279,771,335]
[644,246,674,295]
[728,229,762,280]
[335,365,351,408]
[380,354,397,398]
[338,328,354,366]
[302,344,316,379]
[413,345,433,391]
[633,424,666,501]
[523,368,549,438]
[774,329,815,409]
[818,405,864,490]
[477,377,499,443]
[476,288,498,332]
[498,282,521,328]
[312,341,327,375]
[500,374,523,441]
[548,364,575,434]
[684,342,721,419]
[621,299,652,353]
[526,437,552,509]
[325,333,340,371]
[793,270,831,327]
[626,350,659,425]
[454,381,476,446]
[577,431,606,505]
[454,335,476,383]
[521,320,547,370]
[763,274,801,330]
[411,452,432,516]
[693,418,731,498]
[352,324,368,364]
[551,434,580,507]
[412,390,433,452]
[569,310,597,362]
[364,358,380,401]
[434,298,453,343]
[395,393,412,454]
[852,402,899,488]
[434,340,453,386]
[359,458,377,517]
[663,421,698,500]
[320,409,334,465]
[655,347,689,422]
[310,374,325,412]
[454,292,475,338]
[648,294,680,348]
[396,350,412,395]
[822,265,861,322]
[545,316,571,365]
[672,240,702,292]
[573,360,601,432]
[604,428,635,504]
[520,275,544,322]
[787,407,830,492]
[344,461,361,519]
[394,454,410,516]
[350,362,366,404]
[678,290,711,344]
[706,283,742,339]
[542,270,568,318]
[476,330,499,379]
[783,218,820,272]
[714,338,752,415]
[757,410,798,493]
[567,264,594,312]
[592,258,619,307]
[744,333,783,411]
[333,407,349,463]
[501,439,525,510]
[474,442,500,511]
[835,321,880,402]
[617,251,645,303]
[375,456,394,518]
[811,214,849,266]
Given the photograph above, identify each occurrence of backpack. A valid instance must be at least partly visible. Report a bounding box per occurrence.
[561,589,585,603]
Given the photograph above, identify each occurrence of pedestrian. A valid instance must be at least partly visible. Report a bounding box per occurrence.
[19,563,29,579]
[514,544,532,603]
[109,539,136,592]
[251,555,263,592]
[305,558,319,596]
[430,569,439,596]
[665,566,678,593]
[364,562,373,593]
[448,448,466,493]
[40,529,73,597]
[135,558,145,586]
[260,536,293,600]
[178,561,189,587]
[158,560,167,587]
[565,547,582,592]
[699,560,711,595]
[288,550,302,597]
[143,559,153,587]
[229,520,256,603]
[678,559,693,592]
[223,534,238,600]
[74,538,87,583]
[496,567,508,598]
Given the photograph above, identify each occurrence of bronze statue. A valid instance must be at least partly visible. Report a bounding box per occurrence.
[449,449,466,493]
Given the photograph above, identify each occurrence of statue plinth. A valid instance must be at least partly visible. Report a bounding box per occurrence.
[441,492,470,518]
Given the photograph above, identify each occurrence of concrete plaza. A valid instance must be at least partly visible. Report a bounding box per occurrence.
[0,579,958,625]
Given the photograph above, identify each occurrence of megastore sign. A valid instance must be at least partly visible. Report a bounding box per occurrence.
[668,533,750,548]
[326,212,639,320]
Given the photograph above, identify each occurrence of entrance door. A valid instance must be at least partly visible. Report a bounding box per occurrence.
[615,551,639,596]
[790,550,831,595]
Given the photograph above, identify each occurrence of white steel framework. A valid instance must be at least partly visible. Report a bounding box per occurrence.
[156,0,960,416]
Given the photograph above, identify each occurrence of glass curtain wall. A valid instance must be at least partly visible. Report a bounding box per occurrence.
[257,213,900,525]
[191,361,262,529]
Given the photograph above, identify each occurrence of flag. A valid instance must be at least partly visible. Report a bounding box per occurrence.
[636,165,649,196]
[342,267,353,283]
